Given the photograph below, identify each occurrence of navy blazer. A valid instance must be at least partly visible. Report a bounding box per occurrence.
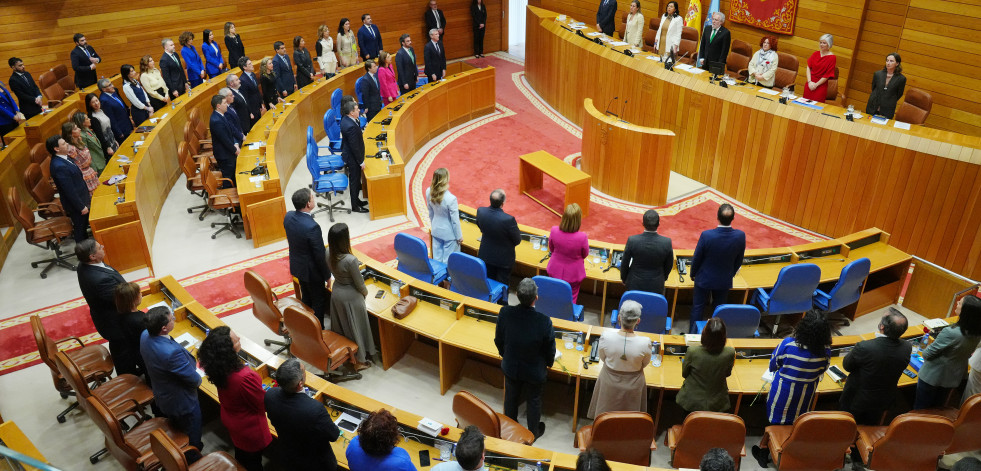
[0,82,19,128]
[224,106,245,143]
[238,72,263,123]
[395,47,418,92]
[357,25,384,60]
[621,231,674,294]
[690,226,746,290]
[209,110,238,166]
[283,211,331,283]
[264,388,341,469]
[230,88,252,132]
[159,52,187,97]
[71,45,100,89]
[697,25,731,66]
[77,263,126,343]
[424,40,446,81]
[140,331,202,416]
[476,206,521,269]
[49,155,91,215]
[100,91,133,142]
[9,71,42,118]
[595,0,618,35]
[273,54,296,96]
[339,115,364,168]
[495,304,556,384]
[358,73,383,120]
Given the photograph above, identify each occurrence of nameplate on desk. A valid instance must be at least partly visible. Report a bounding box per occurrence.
[797,246,842,260]
[845,233,883,251]
[464,306,499,323]
[459,211,477,224]
[742,254,793,265]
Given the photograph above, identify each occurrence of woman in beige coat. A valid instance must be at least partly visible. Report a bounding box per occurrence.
[587,300,652,418]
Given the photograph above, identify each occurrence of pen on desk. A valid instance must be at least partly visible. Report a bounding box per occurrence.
[821,113,841,119]
[756,96,774,101]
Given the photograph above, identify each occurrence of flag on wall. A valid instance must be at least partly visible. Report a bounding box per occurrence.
[684,0,701,29]
[728,0,800,35]
[703,0,719,27]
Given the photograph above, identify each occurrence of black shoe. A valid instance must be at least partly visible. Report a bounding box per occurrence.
[751,445,770,468]
[533,421,545,440]
[352,206,369,213]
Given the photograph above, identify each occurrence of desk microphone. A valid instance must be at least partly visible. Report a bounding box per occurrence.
[619,99,628,121]
[606,96,619,117]
[540,252,552,263]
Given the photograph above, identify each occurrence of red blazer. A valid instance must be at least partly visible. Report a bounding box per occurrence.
[218,367,273,452]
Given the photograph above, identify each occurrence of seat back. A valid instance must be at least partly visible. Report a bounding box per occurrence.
[726,39,752,78]
[149,429,190,471]
[7,188,40,243]
[532,275,578,321]
[671,412,745,469]
[54,64,76,92]
[762,263,820,315]
[30,143,49,164]
[244,270,285,335]
[867,413,953,471]
[826,67,840,102]
[283,305,333,371]
[355,76,365,106]
[589,412,655,466]
[188,107,206,138]
[615,12,627,39]
[178,142,201,184]
[894,87,932,125]
[52,350,95,400]
[643,29,657,52]
[324,108,341,142]
[331,88,343,117]
[778,411,856,471]
[452,391,503,439]
[42,80,66,105]
[31,315,70,391]
[947,393,981,453]
[24,163,60,217]
[677,39,697,64]
[712,304,761,338]
[773,52,799,90]
[824,258,871,312]
[84,396,142,469]
[447,252,493,300]
[681,26,698,42]
[619,291,668,333]
[394,233,438,283]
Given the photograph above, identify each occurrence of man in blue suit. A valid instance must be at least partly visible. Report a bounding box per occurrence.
[140,306,203,451]
[283,188,332,327]
[689,203,746,333]
[98,78,133,143]
[70,33,100,89]
[209,95,240,186]
[357,14,384,61]
[477,189,521,288]
[0,78,24,136]
[340,97,368,212]
[47,135,91,242]
[358,61,383,121]
[272,41,296,98]
[237,57,263,127]
[595,0,618,36]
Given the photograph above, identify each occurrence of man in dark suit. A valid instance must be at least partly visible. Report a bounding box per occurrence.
[357,14,384,61]
[272,41,296,98]
[395,34,418,93]
[425,0,448,40]
[264,359,341,469]
[219,88,245,144]
[70,33,100,89]
[209,95,240,185]
[840,309,912,425]
[424,29,446,83]
[621,209,674,295]
[340,97,368,212]
[160,38,188,99]
[697,12,731,68]
[283,188,332,327]
[358,61,383,121]
[8,57,43,119]
[237,57,263,126]
[595,0,618,36]
[46,135,90,242]
[0,79,24,136]
[689,203,745,333]
[97,79,133,142]
[477,189,521,288]
[225,75,253,133]
[75,239,127,364]
[495,278,555,441]
[141,306,204,451]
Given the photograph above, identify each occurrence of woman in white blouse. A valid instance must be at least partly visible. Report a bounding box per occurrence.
[138,55,169,110]
[654,1,683,59]
[315,24,338,78]
[120,64,153,125]
[622,0,645,49]
[747,35,779,88]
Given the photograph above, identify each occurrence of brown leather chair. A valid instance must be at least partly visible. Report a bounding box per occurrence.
[677,39,697,65]
[53,64,77,94]
[38,70,66,107]
[24,163,64,218]
[85,396,190,469]
[452,391,535,445]
[54,351,154,424]
[188,107,210,140]
[200,158,243,239]
[726,39,752,80]
[921,393,981,455]
[666,411,745,469]
[30,314,112,423]
[825,67,840,104]
[615,12,627,39]
[150,429,244,471]
[575,411,656,466]
[855,412,954,471]
[282,305,362,382]
[894,87,932,125]
[771,52,800,92]
[7,187,76,278]
[681,26,698,42]
[184,121,211,149]
[757,411,856,471]
[30,142,49,164]
[642,29,656,53]
[183,131,215,161]
[244,270,305,355]
[178,141,214,220]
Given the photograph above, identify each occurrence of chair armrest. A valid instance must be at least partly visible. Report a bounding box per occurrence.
[754,287,770,308]
[36,202,63,211]
[209,192,236,206]
[737,68,748,76]
[54,336,86,348]
[650,438,657,451]
[46,99,62,108]
[64,89,76,96]
[23,224,59,240]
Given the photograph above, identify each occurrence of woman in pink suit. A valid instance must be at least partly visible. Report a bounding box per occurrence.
[377,51,400,105]
[548,203,589,303]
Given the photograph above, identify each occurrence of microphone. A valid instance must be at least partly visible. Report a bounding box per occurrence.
[605,96,619,117]
[539,252,551,263]
[619,99,628,121]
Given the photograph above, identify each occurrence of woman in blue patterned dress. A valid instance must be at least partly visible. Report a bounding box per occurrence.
[765,310,831,425]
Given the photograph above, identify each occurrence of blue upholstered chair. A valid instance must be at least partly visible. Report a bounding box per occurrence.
[611,291,671,333]
[695,304,761,338]
[307,125,343,171]
[320,111,344,155]
[447,252,508,303]
[532,275,584,322]
[416,76,429,88]
[305,142,349,222]
[330,87,343,125]
[753,263,821,334]
[813,258,871,313]
[394,233,448,285]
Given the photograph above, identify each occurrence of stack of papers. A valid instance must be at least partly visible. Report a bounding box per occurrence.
[870,116,889,125]
[893,121,911,130]
[645,55,662,62]
[569,24,587,30]
[586,31,603,37]
[674,63,694,71]
[247,141,266,150]
[758,88,780,96]
[688,68,706,75]
[609,41,629,46]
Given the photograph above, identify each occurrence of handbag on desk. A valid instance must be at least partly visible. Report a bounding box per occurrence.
[392,296,418,320]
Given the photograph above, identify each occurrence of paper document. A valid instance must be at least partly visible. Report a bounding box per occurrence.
[757,88,780,96]
[249,175,265,183]
[645,55,662,62]
[174,333,200,350]
[674,64,693,71]
[609,41,629,46]
[629,48,642,54]
[844,112,864,119]
[893,121,911,130]
[586,31,602,37]
[570,24,587,30]
[248,141,265,150]
[688,68,706,75]
[870,116,889,125]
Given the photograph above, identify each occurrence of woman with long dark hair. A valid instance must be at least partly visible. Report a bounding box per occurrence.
[224,22,246,71]
[865,52,906,119]
[85,93,117,158]
[654,1,683,58]
[61,121,98,194]
[328,223,375,369]
[70,110,106,174]
[202,28,225,78]
[293,35,315,89]
[763,310,831,424]
[337,18,359,68]
[120,64,152,125]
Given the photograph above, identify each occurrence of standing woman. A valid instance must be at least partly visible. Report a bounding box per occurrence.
[327,223,376,370]
[915,295,981,409]
[471,0,487,58]
[547,203,589,302]
[426,168,462,264]
[315,24,338,79]
[764,310,831,425]
[747,36,779,88]
[377,51,399,105]
[61,121,99,195]
[259,57,282,110]
[293,36,315,89]
[138,55,169,110]
[676,317,735,413]
[70,111,107,175]
[803,33,836,103]
[623,1,645,49]
[198,326,273,471]
[179,31,206,88]
[866,53,906,119]
[337,18,360,69]
[654,1,683,59]
[120,64,152,125]
[202,29,225,78]
[113,282,147,377]
[587,300,652,418]
[85,93,117,159]
[224,22,246,72]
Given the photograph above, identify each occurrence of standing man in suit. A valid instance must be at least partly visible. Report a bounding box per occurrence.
[8,57,43,119]
[340,97,368,213]
[209,95,240,185]
[0,79,24,136]
[160,38,188,99]
[425,0,448,41]
[495,278,555,441]
[272,41,297,98]
[225,74,253,133]
[264,359,341,469]
[70,33,100,89]
[218,88,245,144]
[46,135,90,242]
[237,57,263,126]
[141,306,204,451]
[840,309,912,425]
[620,209,674,295]
[283,188,332,328]
[357,14,384,61]
[689,203,745,333]
[75,239,127,368]
[697,12,731,68]
[358,61,383,121]
[477,189,521,288]
[97,78,133,142]
[595,0,618,36]
[395,34,418,92]
[424,29,446,83]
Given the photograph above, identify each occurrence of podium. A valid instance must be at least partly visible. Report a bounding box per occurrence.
[581,98,675,206]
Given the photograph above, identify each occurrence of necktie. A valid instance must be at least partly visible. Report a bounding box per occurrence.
[369,26,376,38]
[281,55,289,67]
[711,29,717,42]
[434,11,441,28]
[235,89,247,105]
[435,42,440,55]
[82,46,91,58]
[408,48,415,62]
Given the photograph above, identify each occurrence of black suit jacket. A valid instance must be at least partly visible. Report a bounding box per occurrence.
[224,106,245,144]
[224,35,245,71]
[358,73,383,120]
[691,226,745,290]
[265,388,341,469]
[340,115,365,169]
[239,72,263,124]
[865,70,906,119]
[209,111,238,167]
[424,41,446,81]
[425,8,448,39]
[620,231,674,295]
[495,304,556,384]
[283,210,331,283]
[230,88,252,132]
[697,25,731,66]
[395,47,418,92]
[9,71,42,118]
[71,45,100,88]
[595,0,618,35]
[100,92,133,142]
[77,263,126,343]
[159,52,187,97]
[273,54,296,96]
[476,206,521,269]
[840,336,912,423]
[49,155,91,216]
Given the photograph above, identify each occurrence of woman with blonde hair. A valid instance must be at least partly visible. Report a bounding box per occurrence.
[547,203,589,302]
[426,168,462,264]
[138,55,169,110]
[259,56,281,109]
[315,24,338,78]
[61,120,99,194]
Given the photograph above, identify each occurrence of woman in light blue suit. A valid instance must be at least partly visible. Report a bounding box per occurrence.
[179,31,205,88]
[426,167,462,264]
[915,295,981,409]
[201,29,226,78]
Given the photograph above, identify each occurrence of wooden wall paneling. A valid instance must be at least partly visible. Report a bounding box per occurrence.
[928,161,972,264]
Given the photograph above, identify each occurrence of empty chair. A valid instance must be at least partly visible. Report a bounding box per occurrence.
[244,270,304,355]
[355,76,365,109]
[615,11,627,39]
[825,67,841,104]
[330,87,343,125]
[7,187,76,278]
[813,258,870,313]
[417,76,429,88]
[53,64,76,94]
[696,304,761,338]
[611,291,670,333]
[677,38,697,65]
[754,411,857,471]
[447,252,507,303]
[150,429,244,471]
[921,393,981,455]
[771,52,799,91]
[38,70,66,107]
[54,351,154,424]
[321,109,344,154]
[306,141,349,222]
[854,412,954,471]
[894,87,933,125]
[185,121,211,149]
[753,263,820,333]
[666,411,746,469]
[24,162,64,218]
[187,107,210,140]
[532,275,584,322]
[575,411,656,466]
[394,232,448,285]
[178,141,213,220]
[452,391,534,445]
[84,396,190,469]
[200,158,242,239]
[282,305,361,382]
[310,123,344,169]
[726,39,752,80]
[643,29,657,53]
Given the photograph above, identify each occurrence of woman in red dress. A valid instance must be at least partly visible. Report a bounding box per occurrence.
[803,34,836,102]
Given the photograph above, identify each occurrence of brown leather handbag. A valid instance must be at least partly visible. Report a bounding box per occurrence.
[392,296,418,320]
